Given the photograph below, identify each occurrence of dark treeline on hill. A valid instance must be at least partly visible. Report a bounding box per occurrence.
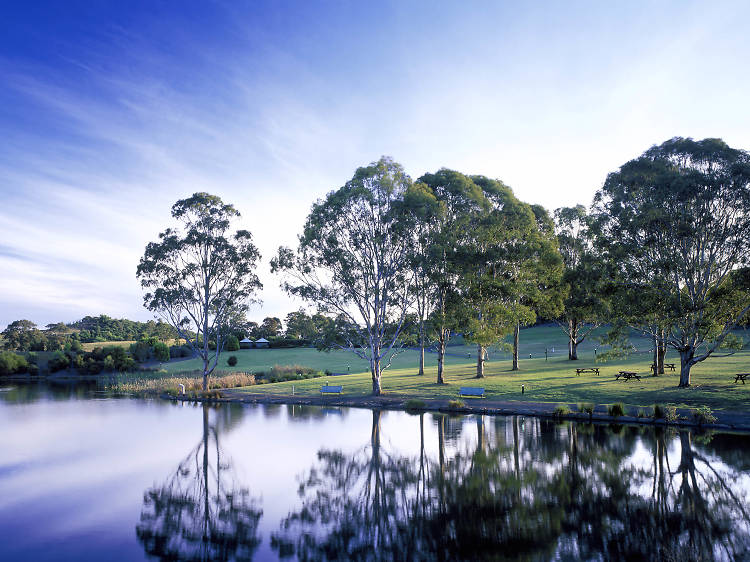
[0,315,177,353]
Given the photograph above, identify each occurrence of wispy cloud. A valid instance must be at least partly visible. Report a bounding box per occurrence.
[1,1,749,327]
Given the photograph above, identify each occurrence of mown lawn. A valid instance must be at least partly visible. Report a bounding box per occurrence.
[229,347,750,412]
[162,346,473,374]
[157,325,749,411]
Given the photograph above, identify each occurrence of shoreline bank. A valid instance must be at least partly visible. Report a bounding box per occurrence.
[166,390,750,433]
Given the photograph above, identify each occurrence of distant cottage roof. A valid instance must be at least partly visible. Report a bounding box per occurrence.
[255,338,269,343]
[240,338,254,343]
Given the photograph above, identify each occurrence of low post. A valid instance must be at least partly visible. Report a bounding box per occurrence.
[178,383,185,395]
[292,385,295,396]
[521,384,525,394]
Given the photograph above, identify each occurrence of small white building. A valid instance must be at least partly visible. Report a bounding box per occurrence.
[240,338,254,349]
[254,338,269,348]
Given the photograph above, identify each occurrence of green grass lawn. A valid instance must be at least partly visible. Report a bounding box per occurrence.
[162,346,474,374]
[159,325,749,411]
[231,350,750,412]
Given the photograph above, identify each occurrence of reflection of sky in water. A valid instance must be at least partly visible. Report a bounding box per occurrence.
[0,386,749,560]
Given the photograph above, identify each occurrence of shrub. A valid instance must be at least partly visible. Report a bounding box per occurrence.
[0,351,29,375]
[577,402,595,415]
[405,399,426,411]
[130,341,151,362]
[225,335,240,352]
[153,342,170,362]
[636,408,649,418]
[48,350,71,373]
[692,406,717,425]
[227,355,238,367]
[664,406,679,423]
[553,404,572,417]
[652,404,666,419]
[447,399,465,409]
[607,402,626,417]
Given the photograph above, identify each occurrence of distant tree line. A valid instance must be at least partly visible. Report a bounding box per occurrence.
[0,315,177,352]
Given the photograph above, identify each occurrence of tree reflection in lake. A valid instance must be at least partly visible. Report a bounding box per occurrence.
[136,404,262,561]
[273,414,750,561]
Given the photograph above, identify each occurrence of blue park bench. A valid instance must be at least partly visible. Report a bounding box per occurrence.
[458,387,486,398]
[320,385,343,395]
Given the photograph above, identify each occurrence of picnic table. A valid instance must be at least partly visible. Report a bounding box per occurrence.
[459,387,486,398]
[616,371,641,382]
[575,367,600,376]
[651,363,676,373]
[320,385,343,395]
[734,373,750,384]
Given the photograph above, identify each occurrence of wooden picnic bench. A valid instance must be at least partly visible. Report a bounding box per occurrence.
[459,387,486,398]
[575,368,600,376]
[734,373,750,384]
[651,363,676,373]
[320,385,343,395]
[616,371,641,382]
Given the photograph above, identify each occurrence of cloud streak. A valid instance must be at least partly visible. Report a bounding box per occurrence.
[1,1,749,328]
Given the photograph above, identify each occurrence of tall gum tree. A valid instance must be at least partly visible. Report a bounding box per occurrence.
[593,137,750,387]
[461,175,546,378]
[554,205,609,360]
[418,169,486,384]
[136,193,262,391]
[271,157,414,396]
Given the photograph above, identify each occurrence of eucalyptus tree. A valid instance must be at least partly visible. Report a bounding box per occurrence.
[418,169,486,383]
[137,193,262,391]
[507,204,564,370]
[554,205,610,360]
[462,176,561,378]
[271,157,414,395]
[401,181,444,375]
[593,137,750,386]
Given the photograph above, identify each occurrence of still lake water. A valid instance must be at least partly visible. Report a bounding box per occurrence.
[1,384,749,561]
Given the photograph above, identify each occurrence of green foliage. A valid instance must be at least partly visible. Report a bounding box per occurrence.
[170,345,191,358]
[130,341,152,363]
[664,406,679,423]
[137,192,263,392]
[153,341,170,362]
[577,402,595,416]
[68,315,177,343]
[692,406,717,425]
[607,402,626,417]
[593,137,750,386]
[447,399,465,409]
[404,399,426,411]
[652,404,666,419]
[227,355,238,367]
[553,404,572,416]
[0,351,29,375]
[48,350,71,373]
[225,335,240,352]
[271,157,415,395]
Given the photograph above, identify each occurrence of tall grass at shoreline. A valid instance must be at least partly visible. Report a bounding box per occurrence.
[102,371,256,396]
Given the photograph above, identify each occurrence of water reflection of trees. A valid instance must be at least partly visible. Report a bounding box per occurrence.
[136,404,262,561]
[273,413,750,561]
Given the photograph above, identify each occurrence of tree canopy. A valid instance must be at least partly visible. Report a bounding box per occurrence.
[593,137,750,386]
[137,193,262,391]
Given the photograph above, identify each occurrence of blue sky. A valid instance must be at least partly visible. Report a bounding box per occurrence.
[1,0,749,328]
